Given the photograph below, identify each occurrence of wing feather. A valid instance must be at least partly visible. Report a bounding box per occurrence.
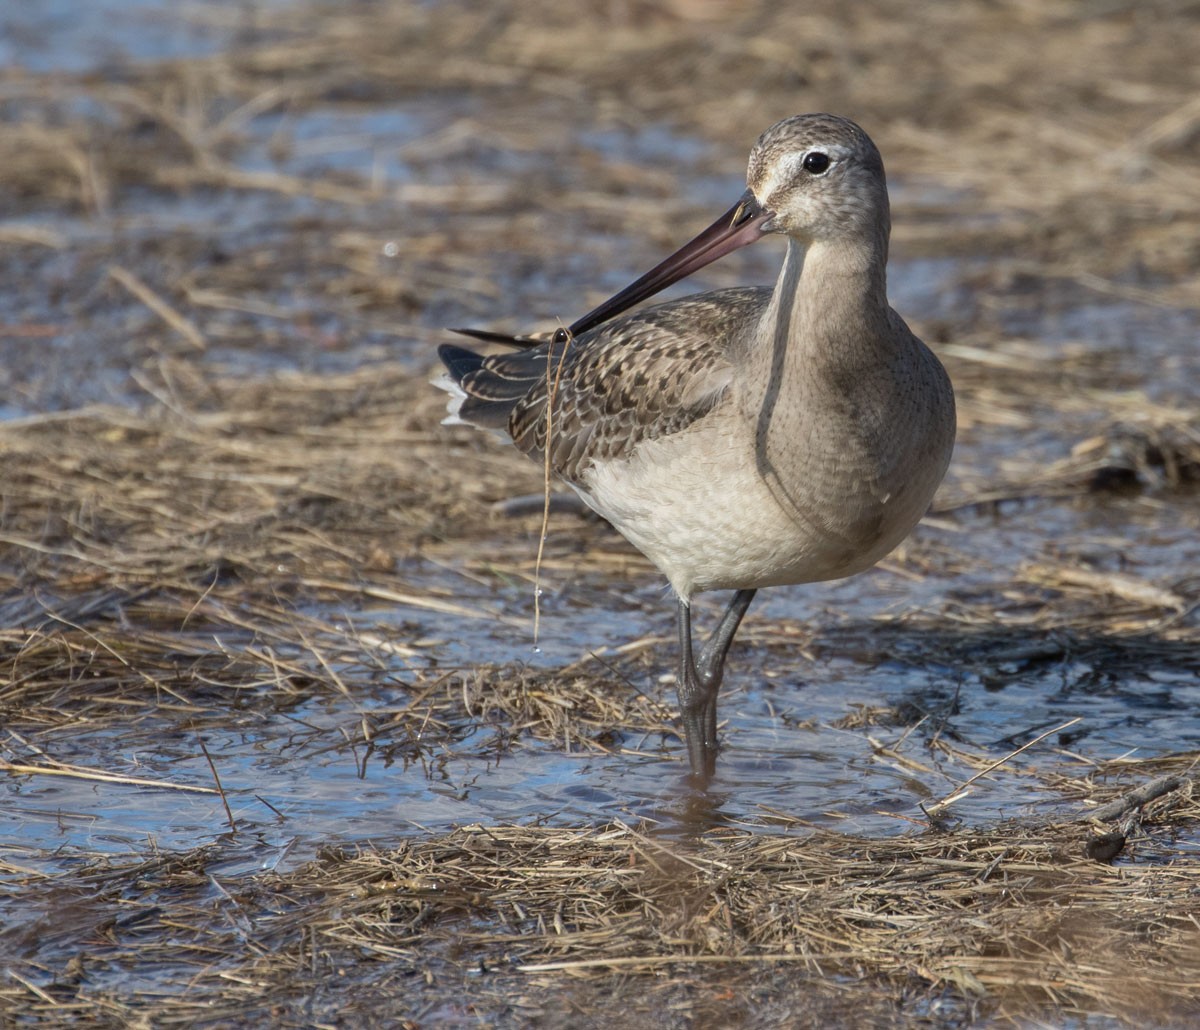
[441,287,768,480]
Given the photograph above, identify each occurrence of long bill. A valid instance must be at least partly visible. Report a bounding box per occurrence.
[568,190,772,338]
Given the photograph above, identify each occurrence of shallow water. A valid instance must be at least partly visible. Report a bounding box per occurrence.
[3,0,1199,902]
[1,0,254,73]
[5,486,1197,887]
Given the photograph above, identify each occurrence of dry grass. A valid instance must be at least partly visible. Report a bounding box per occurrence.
[1,349,1196,1028]
[1,761,1197,1027]
[2,0,1200,1025]
[5,1,1200,293]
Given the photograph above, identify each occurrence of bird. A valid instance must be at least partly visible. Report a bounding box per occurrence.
[434,114,956,784]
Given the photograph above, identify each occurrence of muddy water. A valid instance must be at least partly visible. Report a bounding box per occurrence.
[7,487,1198,879]
[3,3,1199,887]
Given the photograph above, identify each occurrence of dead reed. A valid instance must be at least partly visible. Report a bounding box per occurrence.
[2,760,1197,1026]
[2,0,1199,1025]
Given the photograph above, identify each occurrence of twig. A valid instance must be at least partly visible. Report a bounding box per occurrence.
[306,578,521,625]
[107,264,207,351]
[1085,773,1190,822]
[533,325,574,645]
[520,952,854,973]
[5,968,56,1004]
[199,738,237,834]
[0,757,218,793]
[923,717,1081,818]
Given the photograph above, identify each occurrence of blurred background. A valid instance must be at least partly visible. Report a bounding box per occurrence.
[4,0,1198,412]
[1,1,1199,1021]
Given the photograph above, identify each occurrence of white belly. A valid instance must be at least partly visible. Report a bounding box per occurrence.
[573,416,945,600]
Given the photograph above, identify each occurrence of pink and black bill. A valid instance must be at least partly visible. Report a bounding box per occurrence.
[447,190,772,348]
[567,190,772,337]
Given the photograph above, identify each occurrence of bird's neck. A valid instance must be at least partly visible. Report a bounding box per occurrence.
[770,234,890,351]
[738,232,926,534]
[741,231,899,433]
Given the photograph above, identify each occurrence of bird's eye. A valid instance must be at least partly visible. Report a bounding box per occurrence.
[802,151,831,174]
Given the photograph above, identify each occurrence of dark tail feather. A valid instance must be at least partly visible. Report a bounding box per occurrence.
[438,343,487,382]
[437,342,539,432]
[448,326,542,349]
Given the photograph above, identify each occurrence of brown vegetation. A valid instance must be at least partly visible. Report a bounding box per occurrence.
[2,0,1199,1025]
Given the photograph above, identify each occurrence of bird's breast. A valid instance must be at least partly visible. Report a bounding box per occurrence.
[570,347,954,599]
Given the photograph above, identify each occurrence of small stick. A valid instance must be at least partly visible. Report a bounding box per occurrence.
[255,794,286,820]
[199,738,237,834]
[520,952,853,973]
[6,968,56,1004]
[0,757,217,794]
[533,325,574,646]
[107,264,207,351]
[922,717,1081,818]
[1085,773,1189,822]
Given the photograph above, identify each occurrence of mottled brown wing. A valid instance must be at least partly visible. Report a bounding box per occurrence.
[500,287,768,480]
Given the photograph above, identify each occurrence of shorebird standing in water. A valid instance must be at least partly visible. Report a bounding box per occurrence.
[435,114,956,783]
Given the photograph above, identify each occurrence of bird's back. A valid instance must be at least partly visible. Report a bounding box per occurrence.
[437,286,770,482]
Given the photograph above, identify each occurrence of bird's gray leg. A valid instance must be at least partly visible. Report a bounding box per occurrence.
[696,588,757,760]
[675,598,714,780]
[675,589,757,782]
